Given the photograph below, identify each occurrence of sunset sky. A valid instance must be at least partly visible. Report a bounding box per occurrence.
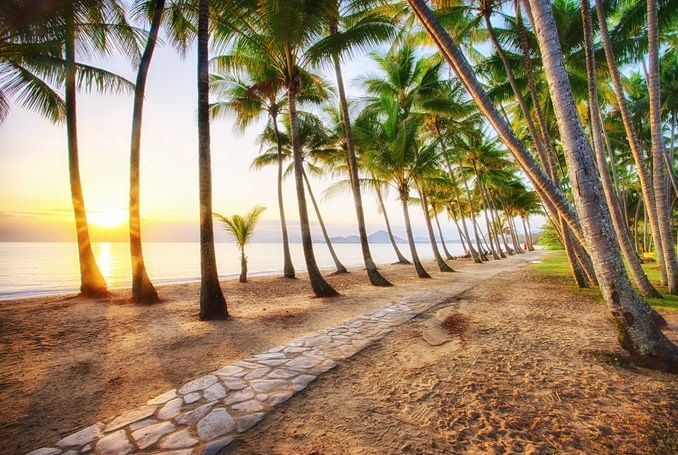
[0,41,452,243]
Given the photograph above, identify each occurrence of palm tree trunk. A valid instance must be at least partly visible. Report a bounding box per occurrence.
[581,0,660,298]
[593,0,668,287]
[65,6,107,298]
[487,190,507,257]
[647,0,678,293]
[438,131,480,262]
[522,216,534,251]
[448,204,471,256]
[198,0,228,320]
[452,151,487,260]
[272,117,295,278]
[527,0,677,370]
[302,168,347,274]
[330,29,390,286]
[129,0,163,304]
[405,0,586,249]
[400,190,431,278]
[434,208,454,260]
[474,167,500,260]
[285,62,338,297]
[375,182,411,264]
[418,189,454,272]
[239,248,247,283]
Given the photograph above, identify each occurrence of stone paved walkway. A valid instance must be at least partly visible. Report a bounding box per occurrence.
[27,288,453,455]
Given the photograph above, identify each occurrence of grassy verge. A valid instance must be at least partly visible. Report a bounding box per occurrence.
[530,250,678,311]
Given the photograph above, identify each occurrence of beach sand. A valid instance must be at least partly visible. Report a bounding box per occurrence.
[0,252,676,454]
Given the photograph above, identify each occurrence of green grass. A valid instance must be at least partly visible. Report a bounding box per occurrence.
[531,250,678,311]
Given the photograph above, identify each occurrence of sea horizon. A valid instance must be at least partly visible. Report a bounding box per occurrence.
[0,240,465,301]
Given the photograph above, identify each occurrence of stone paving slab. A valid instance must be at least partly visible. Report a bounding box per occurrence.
[27,290,450,455]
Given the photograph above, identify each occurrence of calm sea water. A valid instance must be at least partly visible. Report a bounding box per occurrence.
[0,241,465,300]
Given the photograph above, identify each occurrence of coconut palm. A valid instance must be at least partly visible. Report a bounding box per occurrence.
[222,0,339,297]
[210,59,297,279]
[197,0,227,319]
[127,0,165,304]
[215,206,266,283]
[309,0,397,286]
[406,0,678,369]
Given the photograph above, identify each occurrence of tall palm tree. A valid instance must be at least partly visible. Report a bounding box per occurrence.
[527,0,677,368]
[224,0,338,297]
[197,0,227,319]
[128,0,165,304]
[310,0,396,286]
[210,60,296,279]
[406,0,678,369]
[215,206,266,283]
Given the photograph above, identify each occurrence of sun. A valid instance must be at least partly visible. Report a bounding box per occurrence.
[89,210,126,228]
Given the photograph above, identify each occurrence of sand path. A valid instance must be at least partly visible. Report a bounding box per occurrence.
[12,252,541,455]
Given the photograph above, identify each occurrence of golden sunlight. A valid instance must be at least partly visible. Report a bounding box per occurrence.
[89,210,126,228]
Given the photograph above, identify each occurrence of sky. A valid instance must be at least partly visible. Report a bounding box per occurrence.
[0,35,455,243]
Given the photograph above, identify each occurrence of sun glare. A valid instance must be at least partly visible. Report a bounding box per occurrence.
[89,210,126,228]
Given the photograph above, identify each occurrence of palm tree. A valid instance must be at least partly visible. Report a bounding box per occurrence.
[224,0,338,297]
[527,0,677,368]
[210,59,296,279]
[310,0,396,286]
[215,206,266,283]
[579,0,660,298]
[128,0,165,304]
[406,0,678,369]
[197,0,227,319]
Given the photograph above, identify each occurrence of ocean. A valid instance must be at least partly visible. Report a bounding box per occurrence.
[0,240,465,301]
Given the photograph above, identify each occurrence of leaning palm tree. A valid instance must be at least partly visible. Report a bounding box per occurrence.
[127,0,166,304]
[406,0,678,369]
[215,206,266,283]
[222,0,338,297]
[308,0,396,286]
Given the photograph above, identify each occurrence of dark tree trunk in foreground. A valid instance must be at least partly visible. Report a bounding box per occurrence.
[286,48,338,297]
[331,38,390,286]
[272,118,295,278]
[129,0,164,304]
[400,192,431,278]
[580,0,660,298]
[198,0,228,320]
[527,0,677,370]
[419,189,454,272]
[65,6,108,298]
[302,169,347,274]
[375,183,411,264]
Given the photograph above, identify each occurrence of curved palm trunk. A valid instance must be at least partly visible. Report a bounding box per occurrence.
[405,0,586,250]
[444,157,481,262]
[647,0,678,293]
[375,182,411,264]
[487,190,507,257]
[522,217,534,251]
[448,204,472,257]
[474,168,500,260]
[302,169,347,274]
[400,191,431,278]
[65,8,107,298]
[331,39,390,286]
[528,0,677,370]
[239,248,247,283]
[580,0,660,298]
[593,0,668,287]
[419,189,454,272]
[198,0,228,320]
[434,209,454,260]
[453,152,487,261]
[272,118,295,278]
[286,66,338,297]
[128,0,164,304]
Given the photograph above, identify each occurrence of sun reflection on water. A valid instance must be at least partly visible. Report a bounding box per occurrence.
[96,242,113,281]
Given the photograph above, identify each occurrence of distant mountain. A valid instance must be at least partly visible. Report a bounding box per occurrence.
[331,230,406,244]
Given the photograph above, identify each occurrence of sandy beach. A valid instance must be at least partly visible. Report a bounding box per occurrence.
[1,252,676,454]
